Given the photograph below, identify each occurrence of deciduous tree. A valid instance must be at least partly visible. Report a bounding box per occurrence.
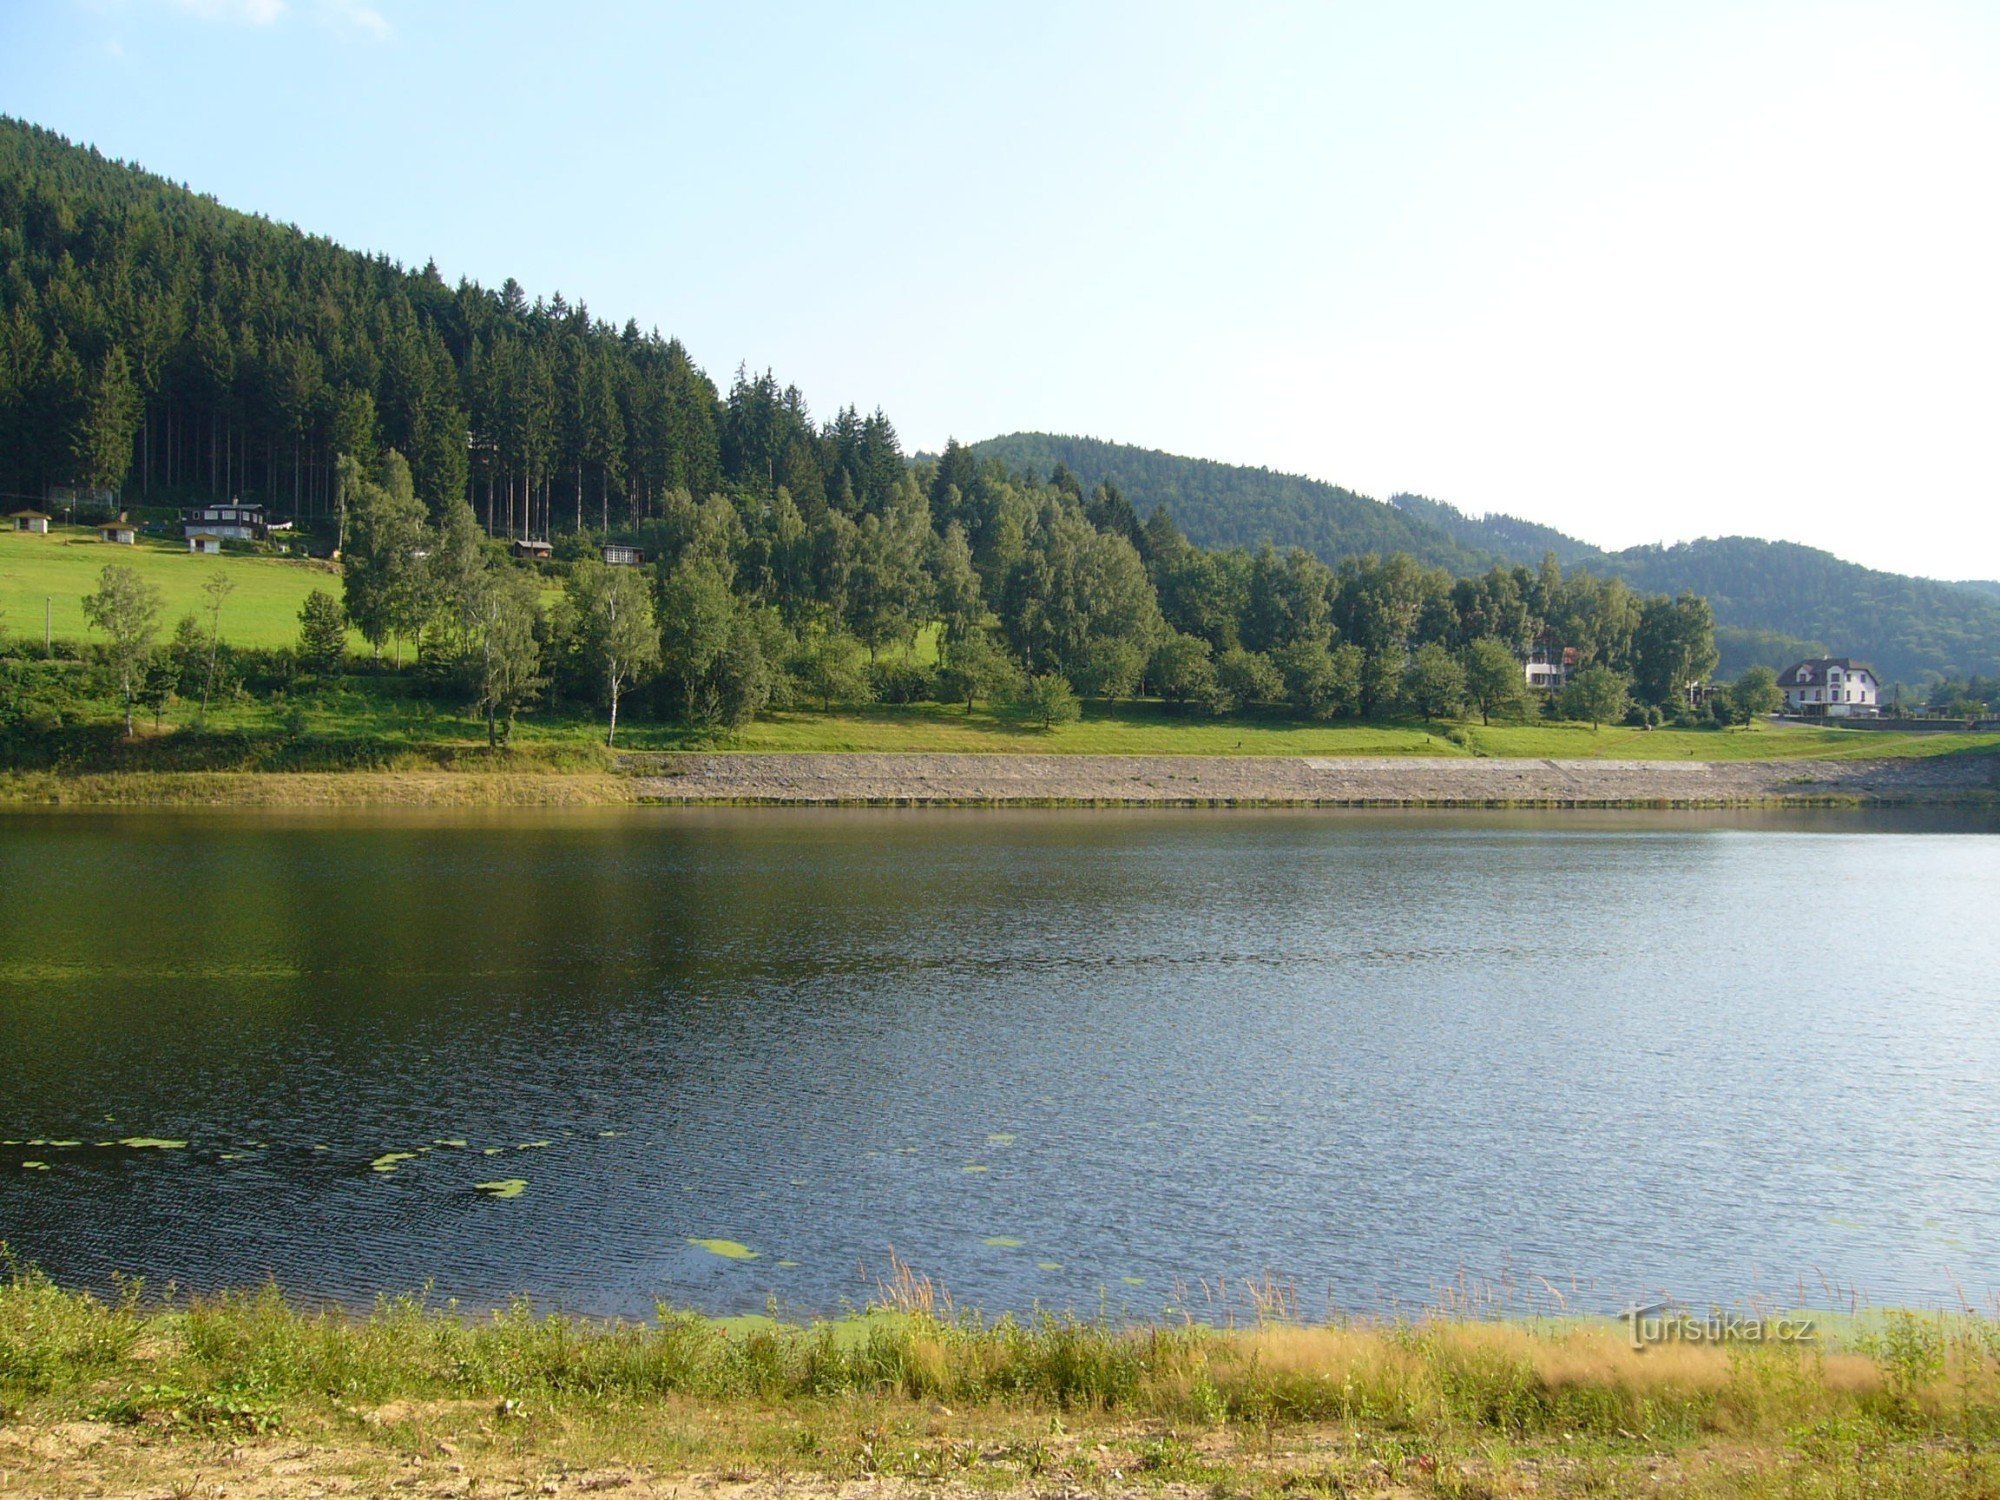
[566,561,661,745]
[82,563,163,735]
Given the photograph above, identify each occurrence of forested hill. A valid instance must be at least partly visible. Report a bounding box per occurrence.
[1397,494,2000,687]
[973,433,2000,685]
[0,115,901,537]
[968,433,1492,575]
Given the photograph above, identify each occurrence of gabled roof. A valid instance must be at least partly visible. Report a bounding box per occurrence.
[1780,658,1877,686]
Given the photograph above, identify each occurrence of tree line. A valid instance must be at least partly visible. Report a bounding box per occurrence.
[305,440,1718,741]
[980,435,2000,688]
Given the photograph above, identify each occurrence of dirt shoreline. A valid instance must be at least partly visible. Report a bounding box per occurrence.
[1,752,1993,809]
[629,751,2000,808]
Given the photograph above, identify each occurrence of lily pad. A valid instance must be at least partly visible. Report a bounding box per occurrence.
[982,1236,1024,1248]
[596,1130,621,1138]
[517,1140,552,1150]
[370,1152,419,1174]
[482,1147,506,1156]
[118,1138,188,1150]
[475,1178,528,1199]
[433,1138,468,1149]
[985,1133,1017,1145]
[1038,1261,1063,1271]
[962,1164,989,1174]
[1121,1276,1146,1286]
[687,1238,759,1261]
[21,1160,49,1171]
[776,1259,801,1268]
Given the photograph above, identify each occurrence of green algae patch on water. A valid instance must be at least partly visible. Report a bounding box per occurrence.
[688,1238,759,1261]
[1038,1261,1063,1271]
[982,1236,1024,1248]
[985,1133,1017,1145]
[1121,1276,1146,1286]
[118,1138,188,1150]
[475,1178,528,1199]
[961,1164,989,1174]
[370,1152,419,1174]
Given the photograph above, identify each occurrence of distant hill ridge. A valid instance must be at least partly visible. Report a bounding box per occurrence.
[968,433,2000,685]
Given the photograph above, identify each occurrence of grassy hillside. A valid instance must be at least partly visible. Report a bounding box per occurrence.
[0,525,347,649]
[972,434,2000,686]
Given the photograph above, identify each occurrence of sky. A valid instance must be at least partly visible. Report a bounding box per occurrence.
[3,1,1997,579]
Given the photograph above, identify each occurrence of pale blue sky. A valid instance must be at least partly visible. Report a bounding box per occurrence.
[5,1,1997,576]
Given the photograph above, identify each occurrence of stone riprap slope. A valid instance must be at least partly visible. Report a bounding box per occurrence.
[627,752,1997,807]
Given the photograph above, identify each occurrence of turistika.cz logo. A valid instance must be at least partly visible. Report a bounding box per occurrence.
[1617,1301,1817,1352]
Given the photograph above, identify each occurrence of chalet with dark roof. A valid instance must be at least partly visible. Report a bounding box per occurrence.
[1780,658,1879,718]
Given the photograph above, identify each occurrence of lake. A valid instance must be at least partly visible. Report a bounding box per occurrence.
[2,807,1997,1322]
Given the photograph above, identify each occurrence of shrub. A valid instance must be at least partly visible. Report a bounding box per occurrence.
[1022,672,1080,730]
[869,658,937,705]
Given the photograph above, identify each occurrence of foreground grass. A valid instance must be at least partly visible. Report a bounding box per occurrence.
[4,1267,1999,1497]
[0,525,353,650]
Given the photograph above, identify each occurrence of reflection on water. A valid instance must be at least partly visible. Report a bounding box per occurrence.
[1,806,1996,1319]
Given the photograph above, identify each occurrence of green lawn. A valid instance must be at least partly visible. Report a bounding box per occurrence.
[0,524,349,650]
[664,701,1997,761]
[36,678,1995,766]
[166,692,1979,763]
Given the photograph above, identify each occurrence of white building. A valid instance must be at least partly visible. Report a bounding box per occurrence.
[183,499,265,541]
[1524,644,1576,691]
[1780,658,1879,717]
[188,533,224,556]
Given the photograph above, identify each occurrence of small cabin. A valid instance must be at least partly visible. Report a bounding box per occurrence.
[9,510,50,534]
[600,543,646,567]
[98,514,139,545]
[188,533,224,556]
[511,538,554,561]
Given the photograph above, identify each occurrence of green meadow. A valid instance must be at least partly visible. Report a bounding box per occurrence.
[0,524,351,650]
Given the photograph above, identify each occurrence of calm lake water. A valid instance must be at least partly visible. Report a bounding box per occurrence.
[2,807,1997,1322]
